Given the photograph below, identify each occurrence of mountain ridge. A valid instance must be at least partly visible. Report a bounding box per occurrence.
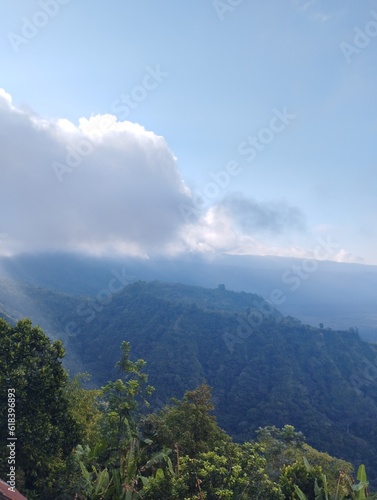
[1,251,376,340]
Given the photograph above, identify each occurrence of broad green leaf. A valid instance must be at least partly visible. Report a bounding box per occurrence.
[141,475,150,486]
[294,485,309,500]
[357,464,367,484]
[155,468,164,480]
[303,456,311,472]
[94,468,110,495]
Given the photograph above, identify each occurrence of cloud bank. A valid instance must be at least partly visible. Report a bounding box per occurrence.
[1,89,347,261]
[0,89,192,256]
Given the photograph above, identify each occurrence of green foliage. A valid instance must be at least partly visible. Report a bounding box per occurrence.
[145,390,281,498]
[76,436,170,499]
[293,462,377,500]
[0,318,81,498]
[142,415,284,499]
[71,341,160,498]
[142,384,229,460]
[59,280,377,483]
[64,373,102,448]
[99,341,154,460]
[281,459,324,499]
[1,316,376,499]
[256,425,353,493]
[256,425,306,480]
[2,280,377,482]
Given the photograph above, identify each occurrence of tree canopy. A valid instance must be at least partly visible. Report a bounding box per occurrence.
[0,318,375,498]
[0,318,81,496]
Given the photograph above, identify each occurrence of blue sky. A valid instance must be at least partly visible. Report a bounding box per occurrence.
[0,0,376,264]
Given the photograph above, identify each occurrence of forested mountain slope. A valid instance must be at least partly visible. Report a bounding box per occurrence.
[0,277,377,481]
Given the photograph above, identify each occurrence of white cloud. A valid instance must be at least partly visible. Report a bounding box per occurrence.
[177,197,309,258]
[1,89,360,264]
[0,89,191,256]
[333,249,365,264]
[0,89,12,106]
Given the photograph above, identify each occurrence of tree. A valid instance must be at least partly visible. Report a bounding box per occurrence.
[74,341,157,498]
[141,385,284,499]
[256,425,306,481]
[99,341,154,461]
[64,373,102,449]
[0,318,81,497]
[142,433,284,499]
[280,459,324,499]
[256,425,353,493]
[142,384,229,460]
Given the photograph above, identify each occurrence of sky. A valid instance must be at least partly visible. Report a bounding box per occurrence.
[0,0,376,264]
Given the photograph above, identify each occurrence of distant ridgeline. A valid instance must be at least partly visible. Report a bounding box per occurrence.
[1,278,377,481]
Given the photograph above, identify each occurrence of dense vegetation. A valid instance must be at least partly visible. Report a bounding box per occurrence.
[1,318,375,498]
[1,280,377,487]
[0,319,80,494]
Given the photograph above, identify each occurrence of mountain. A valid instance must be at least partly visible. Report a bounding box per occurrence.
[0,275,377,483]
[1,251,377,340]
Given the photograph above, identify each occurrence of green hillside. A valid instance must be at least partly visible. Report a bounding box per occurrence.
[1,278,377,484]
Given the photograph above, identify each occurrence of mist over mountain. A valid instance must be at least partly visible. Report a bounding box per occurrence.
[1,251,376,340]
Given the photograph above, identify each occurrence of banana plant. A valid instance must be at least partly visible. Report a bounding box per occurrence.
[294,461,376,500]
[77,438,173,499]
